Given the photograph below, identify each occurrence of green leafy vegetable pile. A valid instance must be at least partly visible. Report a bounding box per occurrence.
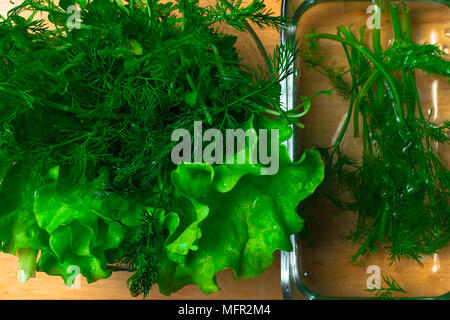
[0,0,324,297]
[303,0,449,266]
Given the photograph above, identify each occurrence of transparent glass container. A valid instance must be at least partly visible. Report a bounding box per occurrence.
[280,0,450,299]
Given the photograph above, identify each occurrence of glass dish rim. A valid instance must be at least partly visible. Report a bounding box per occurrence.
[279,0,450,300]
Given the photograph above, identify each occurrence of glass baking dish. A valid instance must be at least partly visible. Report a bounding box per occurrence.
[280,0,450,299]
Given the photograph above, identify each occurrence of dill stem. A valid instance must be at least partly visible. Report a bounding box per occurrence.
[400,3,413,42]
[371,0,383,57]
[305,33,405,125]
[362,114,372,155]
[0,85,34,108]
[353,69,381,137]
[403,71,417,119]
[48,133,91,149]
[44,100,128,119]
[334,90,355,149]
[372,0,384,111]
[336,30,361,138]
[144,0,152,24]
[352,206,385,261]
[398,4,419,121]
[387,2,403,41]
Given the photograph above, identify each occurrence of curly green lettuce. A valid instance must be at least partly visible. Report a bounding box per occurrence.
[154,118,324,295]
[0,165,141,285]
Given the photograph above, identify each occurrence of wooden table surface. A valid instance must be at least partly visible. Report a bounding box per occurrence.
[0,0,286,300]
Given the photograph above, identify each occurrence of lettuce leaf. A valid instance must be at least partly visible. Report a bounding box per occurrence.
[0,165,142,284]
[157,117,324,295]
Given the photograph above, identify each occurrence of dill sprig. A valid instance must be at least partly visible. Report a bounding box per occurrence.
[120,209,162,298]
[366,274,407,300]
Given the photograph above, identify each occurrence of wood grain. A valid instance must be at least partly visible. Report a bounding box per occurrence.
[0,252,282,299]
[0,0,285,300]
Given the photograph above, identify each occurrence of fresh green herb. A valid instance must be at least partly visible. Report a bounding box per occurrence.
[120,208,165,298]
[303,0,449,266]
[366,274,407,300]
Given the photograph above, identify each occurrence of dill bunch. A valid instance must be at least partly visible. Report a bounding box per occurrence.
[303,0,450,265]
[1,0,291,195]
